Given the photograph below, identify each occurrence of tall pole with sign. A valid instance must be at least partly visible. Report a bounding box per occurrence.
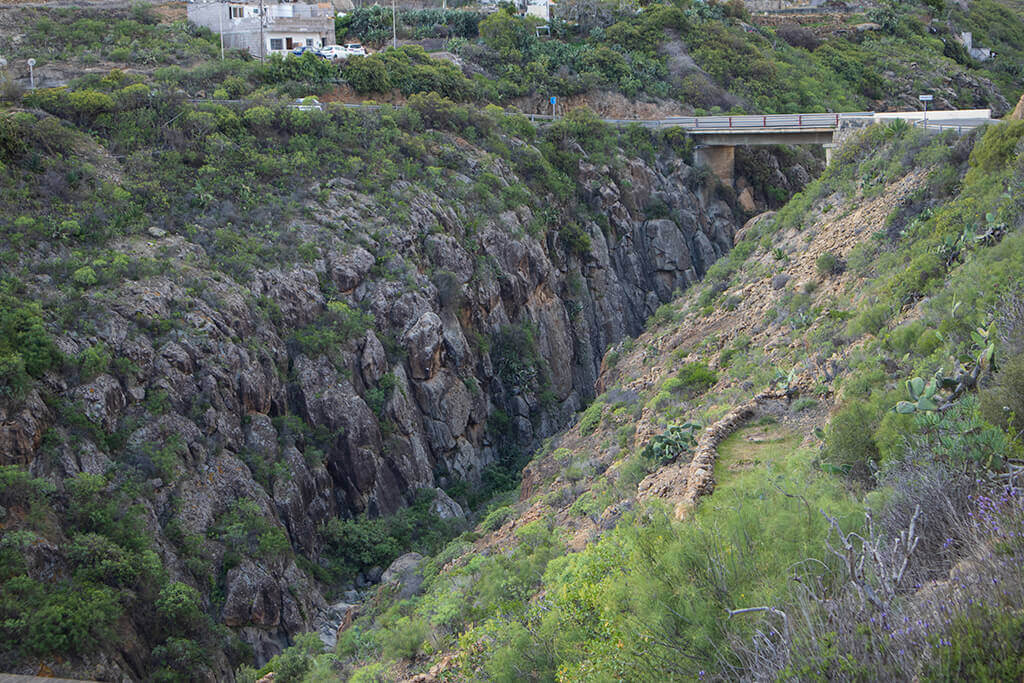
[919,94,932,127]
[27,58,35,89]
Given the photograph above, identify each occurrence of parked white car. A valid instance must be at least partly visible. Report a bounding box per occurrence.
[343,43,367,56]
[319,45,350,60]
[290,97,324,111]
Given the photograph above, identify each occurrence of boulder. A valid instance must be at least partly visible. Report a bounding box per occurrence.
[737,187,757,213]
[430,487,465,520]
[327,247,375,292]
[251,268,324,328]
[380,552,425,600]
[403,312,444,381]
[360,330,388,384]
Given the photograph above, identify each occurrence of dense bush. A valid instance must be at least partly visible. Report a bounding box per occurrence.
[676,361,718,395]
[0,296,62,398]
[578,398,605,435]
[319,489,463,584]
[980,352,1024,439]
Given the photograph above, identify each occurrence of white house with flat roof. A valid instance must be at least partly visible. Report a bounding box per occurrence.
[187,1,336,58]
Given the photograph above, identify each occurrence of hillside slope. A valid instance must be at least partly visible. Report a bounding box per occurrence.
[312,118,1024,681]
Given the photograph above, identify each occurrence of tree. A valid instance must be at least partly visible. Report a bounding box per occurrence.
[479,11,536,60]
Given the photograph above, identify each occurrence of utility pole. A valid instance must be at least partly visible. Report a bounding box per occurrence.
[259,0,265,62]
[219,5,225,60]
[392,0,397,49]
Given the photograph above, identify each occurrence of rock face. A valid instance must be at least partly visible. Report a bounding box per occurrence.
[1010,94,1024,121]
[1,135,768,679]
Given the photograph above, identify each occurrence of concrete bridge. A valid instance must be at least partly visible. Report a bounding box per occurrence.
[584,109,994,184]
[666,112,868,183]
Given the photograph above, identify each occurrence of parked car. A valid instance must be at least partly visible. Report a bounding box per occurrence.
[290,45,321,58]
[318,44,350,60]
[343,43,367,56]
[290,97,324,111]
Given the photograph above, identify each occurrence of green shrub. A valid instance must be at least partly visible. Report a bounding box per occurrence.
[791,397,818,413]
[214,500,291,561]
[922,604,1024,680]
[980,352,1024,438]
[342,55,391,93]
[815,252,843,276]
[559,222,591,257]
[677,361,718,396]
[256,632,323,683]
[78,343,111,381]
[365,372,397,417]
[823,402,880,477]
[848,302,891,338]
[72,266,98,287]
[578,399,605,436]
[381,616,429,660]
[0,297,61,387]
[481,505,513,532]
[155,582,204,630]
[0,465,55,507]
[17,584,121,656]
[291,301,374,360]
[349,662,389,683]
[647,302,678,329]
[320,489,462,585]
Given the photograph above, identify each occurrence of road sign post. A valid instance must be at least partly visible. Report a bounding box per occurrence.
[550,95,556,119]
[919,94,933,127]
[27,58,35,89]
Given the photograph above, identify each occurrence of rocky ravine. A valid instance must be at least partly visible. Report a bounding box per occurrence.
[0,129,816,678]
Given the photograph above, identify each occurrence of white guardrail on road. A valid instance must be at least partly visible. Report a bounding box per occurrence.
[188,99,993,132]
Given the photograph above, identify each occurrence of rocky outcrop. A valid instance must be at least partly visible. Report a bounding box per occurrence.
[1009,94,1024,121]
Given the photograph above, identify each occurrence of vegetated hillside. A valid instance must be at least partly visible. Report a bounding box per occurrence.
[3,0,1022,115]
[0,3,1021,682]
[278,118,1024,681]
[0,58,829,675]
[330,0,1023,115]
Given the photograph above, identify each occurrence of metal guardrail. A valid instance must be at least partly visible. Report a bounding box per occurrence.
[183,100,986,134]
[520,111,876,130]
[910,120,989,133]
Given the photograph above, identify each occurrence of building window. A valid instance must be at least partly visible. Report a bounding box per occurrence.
[269,38,283,50]
[228,5,244,18]
[305,38,313,46]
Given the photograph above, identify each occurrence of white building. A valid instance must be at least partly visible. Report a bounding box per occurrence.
[525,0,552,22]
[187,1,336,58]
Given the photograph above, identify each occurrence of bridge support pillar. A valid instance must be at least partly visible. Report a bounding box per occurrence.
[695,145,734,186]
[823,143,838,166]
